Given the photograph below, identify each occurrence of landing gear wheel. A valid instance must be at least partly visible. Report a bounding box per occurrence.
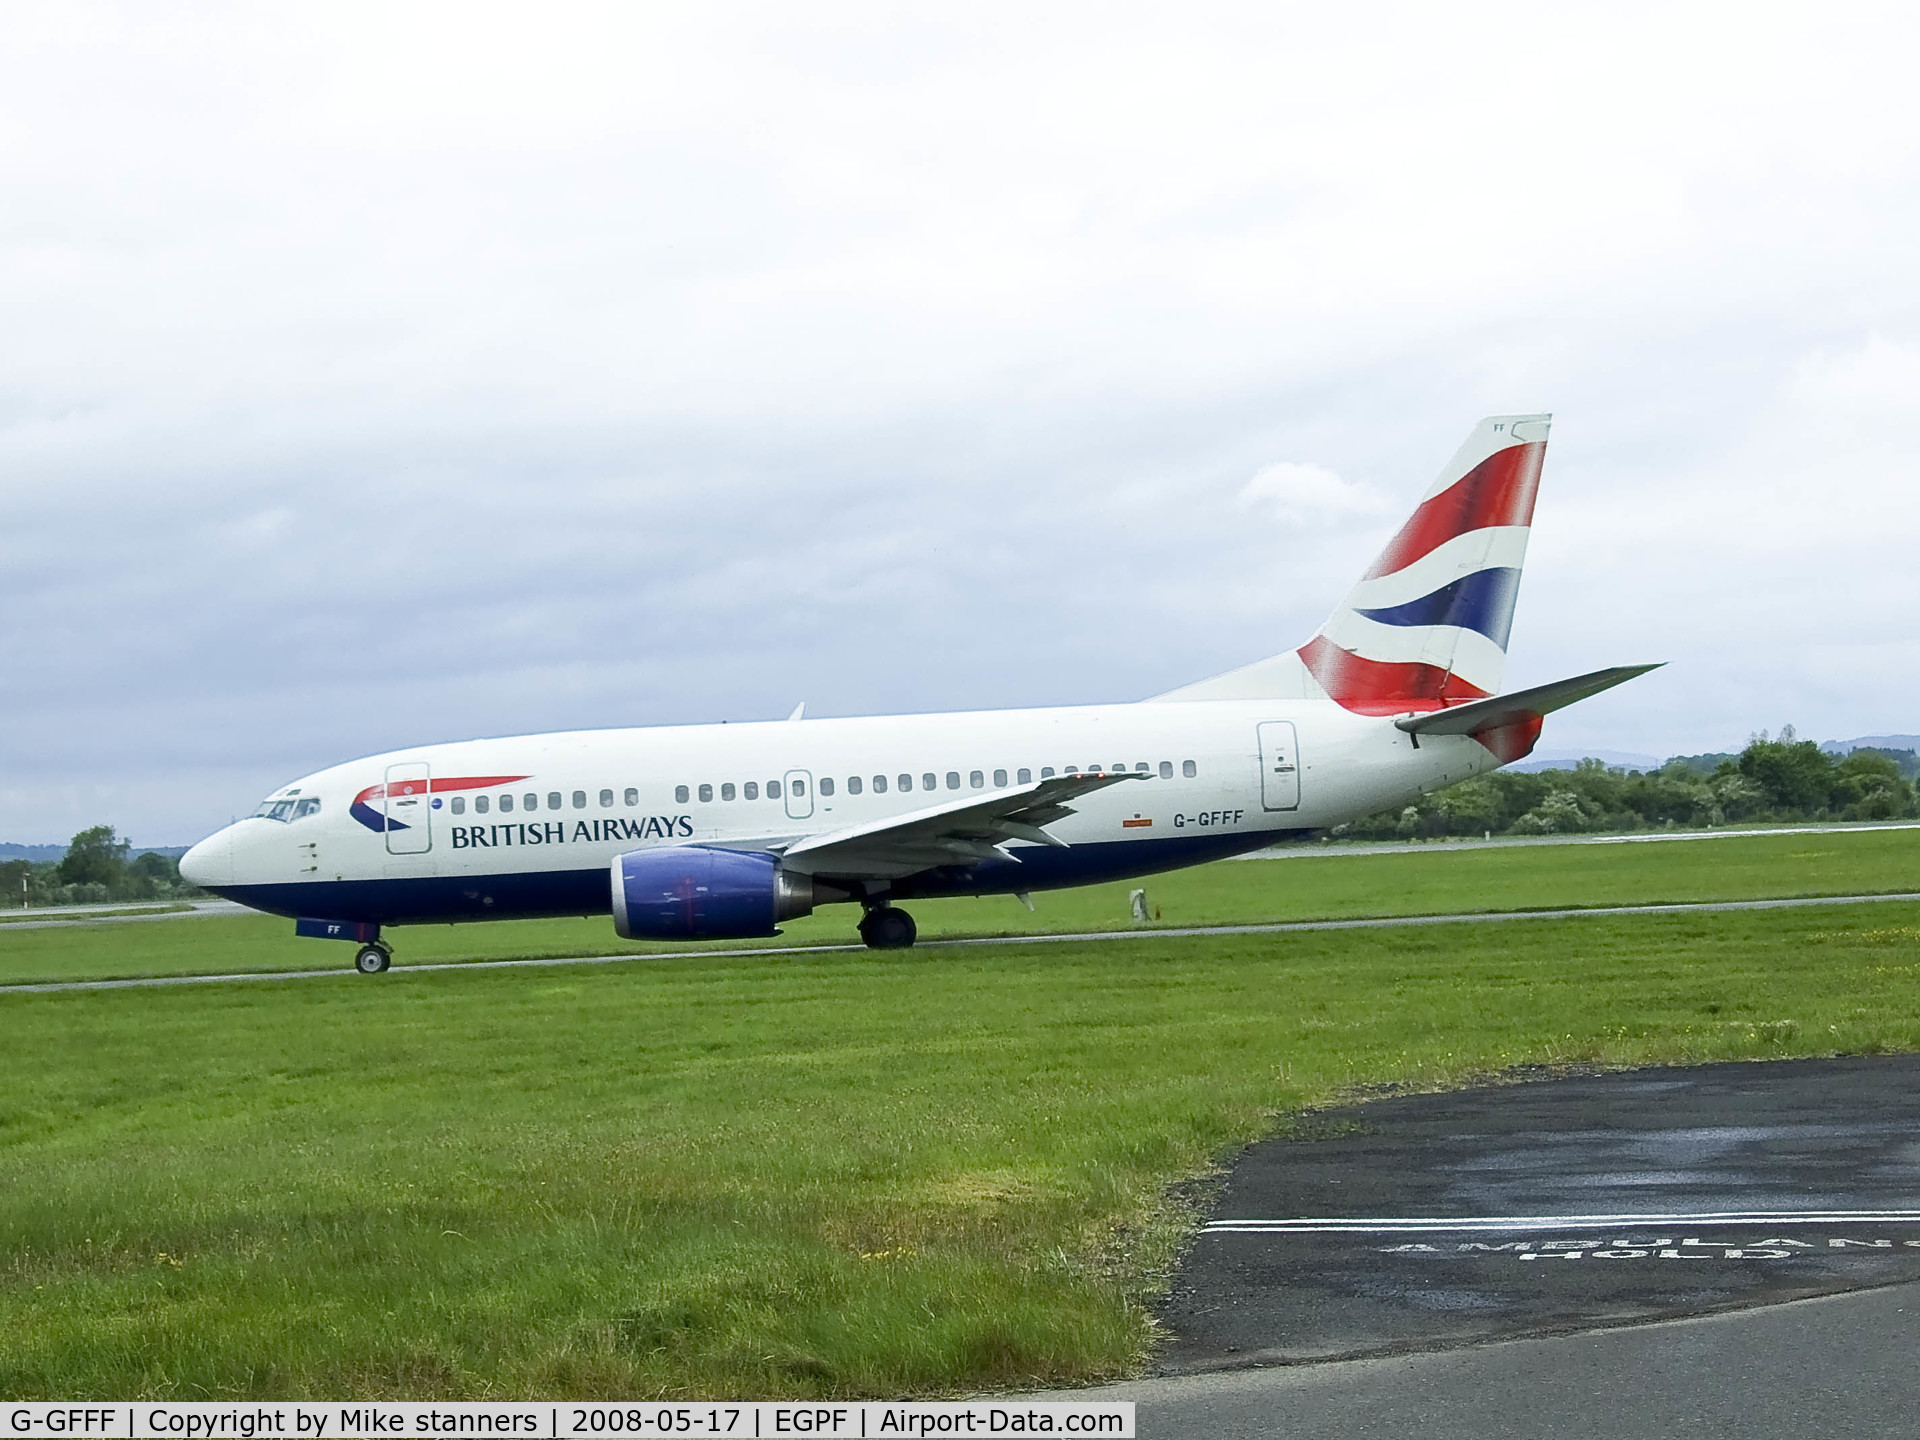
[858,906,917,950]
[354,943,392,975]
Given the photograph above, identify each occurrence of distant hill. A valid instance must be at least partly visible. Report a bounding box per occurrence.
[0,842,191,862]
[0,843,70,863]
[1509,749,1664,774]
[1513,735,1920,779]
[1823,734,1920,755]
[1662,751,1741,776]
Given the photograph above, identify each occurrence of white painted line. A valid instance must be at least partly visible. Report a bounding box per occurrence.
[1206,1211,1920,1234]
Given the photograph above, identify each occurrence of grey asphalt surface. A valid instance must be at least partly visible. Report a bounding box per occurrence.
[1103,1056,1920,1437]
[1074,1281,1920,1438]
[4,890,1920,994]
[1163,1056,1920,1369]
[0,899,248,930]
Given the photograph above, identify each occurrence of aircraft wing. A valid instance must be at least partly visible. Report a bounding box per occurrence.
[777,771,1151,881]
[1394,663,1663,737]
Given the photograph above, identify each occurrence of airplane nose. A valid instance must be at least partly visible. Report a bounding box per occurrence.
[180,828,236,889]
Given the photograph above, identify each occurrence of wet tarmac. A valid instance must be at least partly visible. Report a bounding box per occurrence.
[1075,1281,1920,1439]
[1160,1056,1920,1372]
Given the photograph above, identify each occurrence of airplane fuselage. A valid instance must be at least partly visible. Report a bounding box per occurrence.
[183,697,1498,928]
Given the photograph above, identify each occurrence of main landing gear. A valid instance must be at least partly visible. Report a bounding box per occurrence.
[858,905,917,950]
[354,942,393,975]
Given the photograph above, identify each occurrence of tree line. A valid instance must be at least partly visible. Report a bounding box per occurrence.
[5,731,1914,906]
[0,827,199,908]
[1334,729,1919,841]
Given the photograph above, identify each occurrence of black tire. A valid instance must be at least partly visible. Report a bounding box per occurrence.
[354,944,392,975]
[859,906,917,950]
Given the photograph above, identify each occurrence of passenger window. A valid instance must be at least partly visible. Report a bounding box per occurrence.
[820,778,834,797]
[1017,768,1031,784]
[475,795,490,815]
[523,794,536,811]
[699,784,713,802]
[721,783,736,801]
[572,791,587,809]
[451,796,466,815]
[599,789,614,808]
[674,786,689,804]
[627,788,640,806]
[548,792,562,810]
[945,771,960,790]
[500,794,514,813]
[767,781,781,800]
[969,770,984,789]
[848,776,862,795]
[1183,760,1197,778]
[1065,766,1079,775]
[744,782,759,801]
[900,774,914,792]
[873,775,887,793]
[993,769,1007,787]
[1158,761,1173,779]
[1135,762,1149,772]
[792,780,805,797]
[1041,767,1055,778]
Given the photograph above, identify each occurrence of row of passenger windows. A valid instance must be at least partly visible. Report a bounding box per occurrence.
[670,760,1198,804]
[451,788,637,816]
[444,760,1204,815]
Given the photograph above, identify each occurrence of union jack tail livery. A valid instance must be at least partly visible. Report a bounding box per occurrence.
[1156,415,1550,711]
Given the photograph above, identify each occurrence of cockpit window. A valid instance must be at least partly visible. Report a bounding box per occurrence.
[253,796,323,823]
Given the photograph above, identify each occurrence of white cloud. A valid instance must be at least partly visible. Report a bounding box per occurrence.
[1238,462,1388,527]
[5,2,1920,839]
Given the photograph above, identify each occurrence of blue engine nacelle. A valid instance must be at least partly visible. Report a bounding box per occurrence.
[609,846,816,940]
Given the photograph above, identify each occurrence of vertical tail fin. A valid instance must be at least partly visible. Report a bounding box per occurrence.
[1153,415,1550,709]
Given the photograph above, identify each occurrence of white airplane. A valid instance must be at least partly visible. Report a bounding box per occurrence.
[181,414,1655,974]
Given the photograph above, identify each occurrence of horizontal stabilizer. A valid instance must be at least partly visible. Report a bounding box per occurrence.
[1394,664,1663,737]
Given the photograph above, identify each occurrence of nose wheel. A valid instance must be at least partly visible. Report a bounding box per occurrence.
[858,905,917,950]
[354,942,393,975]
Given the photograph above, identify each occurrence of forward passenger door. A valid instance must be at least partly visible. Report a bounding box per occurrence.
[383,762,433,853]
[784,770,814,821]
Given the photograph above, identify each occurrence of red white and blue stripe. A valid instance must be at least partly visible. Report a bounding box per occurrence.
[1299,415,1548,717]
[350,775,531,833]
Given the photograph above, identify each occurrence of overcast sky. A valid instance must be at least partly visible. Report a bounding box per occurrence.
[5,2,1920,844]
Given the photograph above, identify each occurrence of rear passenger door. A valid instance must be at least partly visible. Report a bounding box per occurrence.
[1257,723,1300,811]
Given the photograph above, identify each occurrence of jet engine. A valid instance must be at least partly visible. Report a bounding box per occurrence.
[609,846,815,940]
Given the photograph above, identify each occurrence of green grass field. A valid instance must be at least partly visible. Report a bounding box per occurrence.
[3,830,1919,1399]
[4,827,1918,987]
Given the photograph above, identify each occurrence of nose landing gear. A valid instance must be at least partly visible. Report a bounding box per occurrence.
[354,942,393,975]
[858,905,917,950]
